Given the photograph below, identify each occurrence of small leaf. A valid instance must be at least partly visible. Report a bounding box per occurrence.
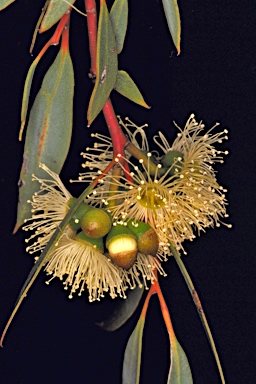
[0,0,15,11]
[168,336,193,383]
[40,0,75,32]
[115,70,150,108]
[122,317,145,384]
[110,0,128,54]
[19,57,41,140]
[162,0,181,54]
[87,0,118,125]
[14,48,74,231]
[97,285,144,331]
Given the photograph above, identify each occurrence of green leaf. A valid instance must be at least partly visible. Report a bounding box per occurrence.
[19,57,41,140]
[87,0,118,126]
[0,0,15,11]
[115,70,150,108]
[168,336,193,383]
[97,285,144,331]
[110,0,128,54]
[162,0,181,54]
[40,0,75,32]
[122,317,145,384]
[14,49,74,232]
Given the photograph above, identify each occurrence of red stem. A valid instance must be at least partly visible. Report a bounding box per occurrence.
[84,0,132,180]
[102,100,128,157]
[36,12,71,60]
[84,0,97,75]
[61,18,70,52]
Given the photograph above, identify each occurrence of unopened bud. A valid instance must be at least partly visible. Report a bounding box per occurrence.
[127,220,159,256]
[80,208,112,239]
[106,225,137,269]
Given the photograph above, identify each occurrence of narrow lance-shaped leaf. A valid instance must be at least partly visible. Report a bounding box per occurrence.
[0,0,14,11]
[168,334,193,383]
[14,48,74,232]
[40,0,75,32]
[97,285,144,331]
[115,70,150,109]
[122,317,145,384]
[19,56,41,140]
[110,0,128,54]
[87,0,118,125]
[162,0,181,54]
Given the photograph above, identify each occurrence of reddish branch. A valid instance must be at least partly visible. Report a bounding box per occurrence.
[84,0,129,166]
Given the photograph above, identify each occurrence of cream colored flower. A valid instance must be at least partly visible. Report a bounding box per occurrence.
[93,114,231,253]
[71,117,150,207]
[23,164,165,301]
[23,164,76,254]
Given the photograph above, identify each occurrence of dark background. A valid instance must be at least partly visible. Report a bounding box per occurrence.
[0,1,256,383]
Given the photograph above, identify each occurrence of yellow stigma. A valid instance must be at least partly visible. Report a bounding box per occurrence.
[137,187,165,210]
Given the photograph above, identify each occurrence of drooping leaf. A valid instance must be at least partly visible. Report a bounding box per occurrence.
[97,285,144,331]
[110,0,128,54]
[0,0,14,11]
[122,317,145,384]
[168,335,193,383]
[40,0,75,32]
[19,57,41,140]
[14,48,74,232]
[87,0,118,125]
[115,70,150,108]
[162,0,181,54]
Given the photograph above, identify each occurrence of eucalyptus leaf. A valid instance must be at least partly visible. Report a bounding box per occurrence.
[110,0,128,54]
[122,317,145,384]
[40,0,75,32]
[168,337,193,383]
[0,0,14,11]
[87,0,118,125]
[14,49,74,231]
[115,70,150,108]
[162,0,181,54]
[97,285,144,331]
[19,56,41,140]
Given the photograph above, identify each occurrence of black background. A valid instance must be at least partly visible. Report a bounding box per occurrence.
[0,1,256,383]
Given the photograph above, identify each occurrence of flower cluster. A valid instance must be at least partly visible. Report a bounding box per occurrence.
[86,114,231,253]
[24,114,230,301]
[24,164,165,302]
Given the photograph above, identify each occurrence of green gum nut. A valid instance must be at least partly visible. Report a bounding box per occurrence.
[75,231,104,253]
[161,150,184,176]
[80,207,112,239]
[68,198,92,231]
[106,224,138,270]
[127,220,159,256]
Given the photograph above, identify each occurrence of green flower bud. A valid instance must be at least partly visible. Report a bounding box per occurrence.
[75,231,104,252]
[127,220,159,256]
[80,208,112,239]
[106,225,138,270]
[161,150,183,175]
[67,198,92,231]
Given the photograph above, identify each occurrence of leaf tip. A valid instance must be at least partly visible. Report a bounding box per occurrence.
[13,222,21,234]
[19,121,25,141]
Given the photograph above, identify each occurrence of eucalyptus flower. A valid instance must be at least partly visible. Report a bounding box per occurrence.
[72,117,150,207]
[23,164,76,254]
[94,114,231,253]
[23,164,165,301]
